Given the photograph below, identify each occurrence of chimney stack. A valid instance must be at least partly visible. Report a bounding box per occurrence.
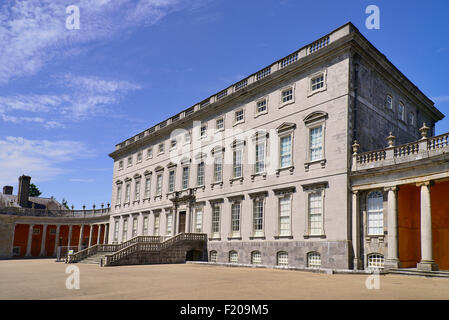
[18,175,31,208]
[3,186,13,195]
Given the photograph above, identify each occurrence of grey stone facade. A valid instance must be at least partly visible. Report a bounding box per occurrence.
[107,22,443,270]
[208,240,349,269]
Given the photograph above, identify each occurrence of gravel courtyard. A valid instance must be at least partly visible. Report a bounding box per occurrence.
[1,259,449,300]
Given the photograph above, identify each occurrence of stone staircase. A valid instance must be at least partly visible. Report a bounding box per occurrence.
[77,253,109,265]
[67,233,207,267]
[388,268,449,278]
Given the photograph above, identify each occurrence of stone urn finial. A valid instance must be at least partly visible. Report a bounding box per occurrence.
[82,204,86,211]
[71,205,74,211]
[419,123,430,139]
[352,140,360,154]
[386,132,395,147]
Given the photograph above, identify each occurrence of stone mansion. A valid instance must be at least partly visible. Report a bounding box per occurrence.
[1,22,448,272]
[106,22,446,271]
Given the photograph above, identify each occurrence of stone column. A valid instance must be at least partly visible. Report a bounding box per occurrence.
[384,186,401,269]
[67,225,73,247]
[120,216,124,243]
[88,225,94,247]
[53,225,61,257]
[97,224,101,245]
[10,223,16,257]
[351,191,362,270]
[417,181,438,271]
[78,225,84,250]
[137,213,142,236]
[103,224,108,244]
[186,202,192,233]
[25,224,34,257]
[117,216,123,243]
[173,206,178,235]
[39,224,48,256]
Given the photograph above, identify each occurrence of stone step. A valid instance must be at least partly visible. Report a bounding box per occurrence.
[389,269,449,278]
[76,253,108,264]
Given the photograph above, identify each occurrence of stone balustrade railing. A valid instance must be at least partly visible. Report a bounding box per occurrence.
[0,207,111,217]
[67,244,113,263]
[356,150,386,164]
[428,133,449,150]
[394,141,420,157]
[103,233,207,266]
[352,130,449,171]
[67,235,166,263]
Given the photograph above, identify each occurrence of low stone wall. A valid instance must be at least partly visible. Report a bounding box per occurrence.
[186,261,380,275]
[207,240,350,269]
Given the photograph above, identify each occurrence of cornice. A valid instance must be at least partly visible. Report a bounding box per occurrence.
[108,22,442,160]
[108,34,354,160]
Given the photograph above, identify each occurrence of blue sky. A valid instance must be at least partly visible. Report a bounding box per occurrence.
[0,0,448,208]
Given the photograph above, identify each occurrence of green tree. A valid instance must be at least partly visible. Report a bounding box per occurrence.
[29,183,42,197]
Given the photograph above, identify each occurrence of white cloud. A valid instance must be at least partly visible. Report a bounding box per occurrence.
[1,114,45,124]
[0,94,65,113]
[0,0,202,85]
[0,136,93,184]
[55,74,142,118]
[0,75,141,124]
[60,74,141,93]
[69,178,94,183]
[0,0,209,127]
[432,96,449,103]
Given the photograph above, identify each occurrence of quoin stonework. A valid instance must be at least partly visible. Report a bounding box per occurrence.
[1,22,448,272]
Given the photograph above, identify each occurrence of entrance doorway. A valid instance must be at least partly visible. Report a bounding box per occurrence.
[178,211,186,233]
[186,249,204,261]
